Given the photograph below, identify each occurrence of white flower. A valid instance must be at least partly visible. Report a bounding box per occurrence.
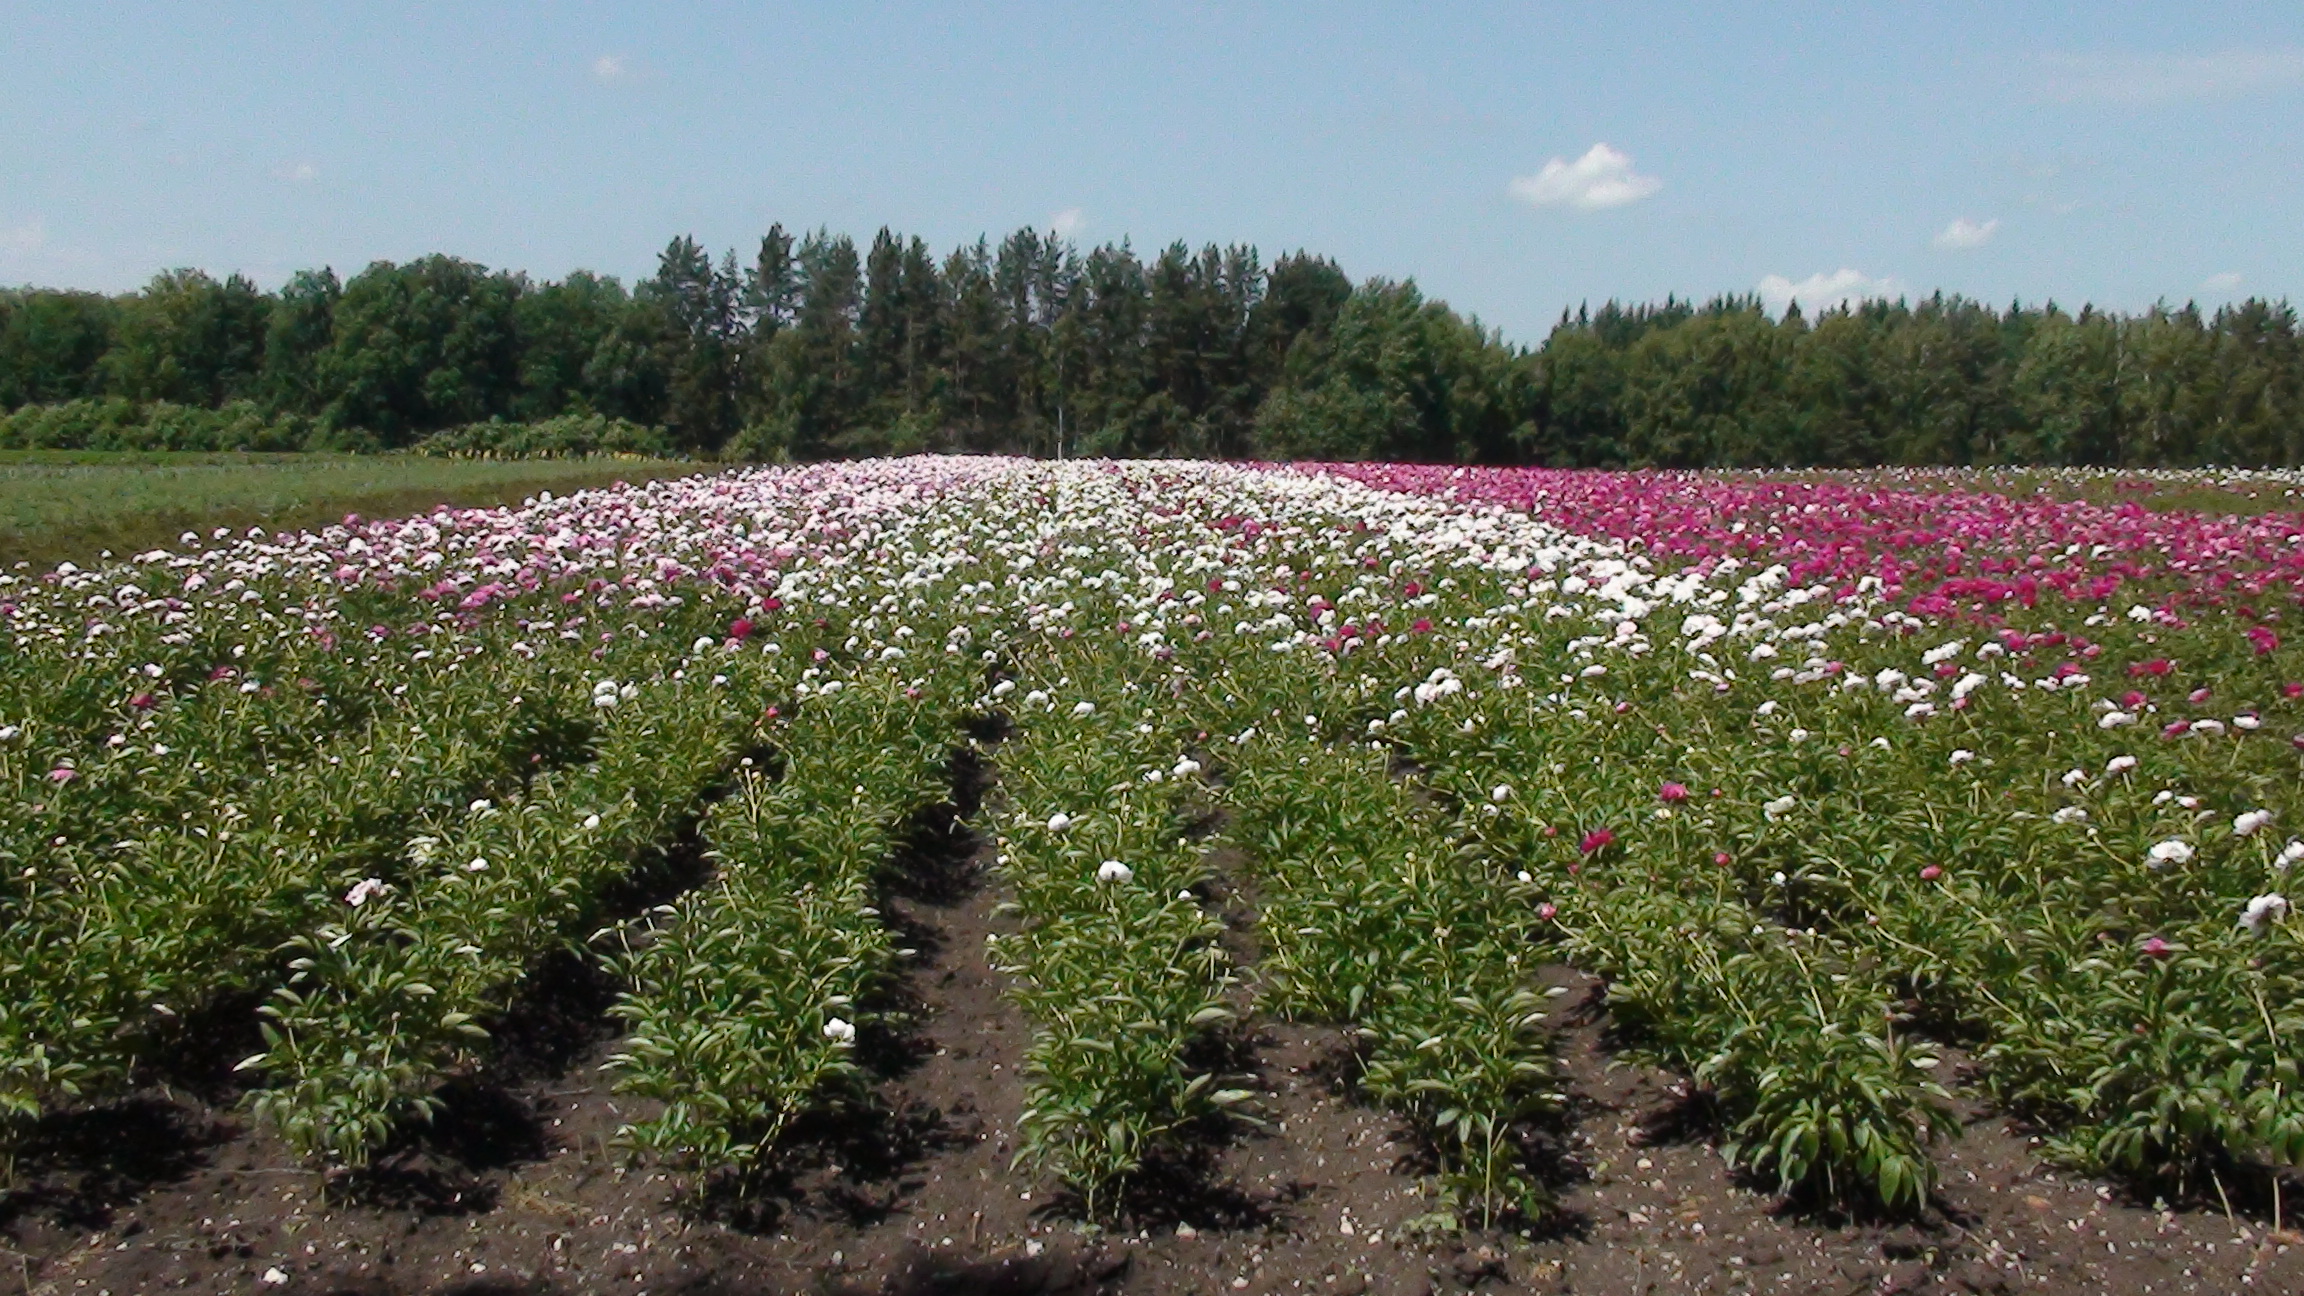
[1046,812,1073,832]
[1771,871,1788,886]
[2193,719,2227,737]
[2147,839,2195,867]
[1171,757,1202,777]
[2240,893,2289,935]
[1948,749,1976,766]
[469,798,493,814]
[1490,784,1513,803]
[2236,714,2262,730]
[1904,702,1936,719]
[2061,769,2087,788]
[1096,860,1134,884]
[0,725,18,742]
[466,857,489,872]
[2099,711,2137,729]
[1071,701,1097,717]
[1788,728,1811,743]
[582,813,601,830]
[344,878,387,907]
[2051,806,2089,825]
[1763,795,1798,821]
[992,679,1016,697]
[693,636,715,653]
[2105,755,2137,775]
[2278,841,2304,868]
[2236,809,2275,837]
[823,1017,856,1044]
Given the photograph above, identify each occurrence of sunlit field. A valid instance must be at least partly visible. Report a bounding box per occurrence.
[4,457,2302,1290]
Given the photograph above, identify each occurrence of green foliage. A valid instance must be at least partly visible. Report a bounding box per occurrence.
[414,413,675,459]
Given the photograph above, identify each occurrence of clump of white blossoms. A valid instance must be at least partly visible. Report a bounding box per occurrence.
[2239,894,2289,935]
[1763,795,1798,822]
[2147,839,2196,868]
[823,1017,856,1044]
[1096,860,1135,884]
[2235,809,2275,837]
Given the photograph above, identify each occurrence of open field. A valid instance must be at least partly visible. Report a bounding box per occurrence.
[0,452,709,571]
[1,458,2302,1293]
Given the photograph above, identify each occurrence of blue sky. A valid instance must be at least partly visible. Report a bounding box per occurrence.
[3,2,2299,341]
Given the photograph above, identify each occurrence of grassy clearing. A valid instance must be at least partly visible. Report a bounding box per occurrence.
[0,451,710,569]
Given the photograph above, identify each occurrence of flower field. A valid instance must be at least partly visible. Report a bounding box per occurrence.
[4,457,2303,1288]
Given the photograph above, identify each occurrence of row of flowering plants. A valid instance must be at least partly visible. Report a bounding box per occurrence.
[606,658,968,1174]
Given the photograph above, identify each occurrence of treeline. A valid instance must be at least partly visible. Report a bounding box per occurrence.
[2,229,2300,466]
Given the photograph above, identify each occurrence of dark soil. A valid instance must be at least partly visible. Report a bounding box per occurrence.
[7,786,2302,1294]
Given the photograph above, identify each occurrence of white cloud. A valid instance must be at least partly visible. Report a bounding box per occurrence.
[1508,143,1661,211]
[1758,269,1904,316]
[271,161,319,183]
[2041,48,2304,103]
[1932,217,1998,250]
[592,54,629,83]
[2203,271,2244,292]
[1049,207,1087,239]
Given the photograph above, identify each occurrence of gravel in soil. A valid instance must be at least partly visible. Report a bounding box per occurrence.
[6,831,2303,1295]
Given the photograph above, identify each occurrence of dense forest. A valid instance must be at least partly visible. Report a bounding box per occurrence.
[3,227,2300,467]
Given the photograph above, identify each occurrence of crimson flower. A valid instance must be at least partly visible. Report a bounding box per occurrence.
[1659,782,1690,803]
[1578,828,1615,855]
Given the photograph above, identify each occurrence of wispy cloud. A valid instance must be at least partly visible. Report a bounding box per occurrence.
[1759,269,1904,316]
[271,161,319,183]
[1932,217,1999,251]
[2203,271,2244,292]
[1049,207,1087,239]
[2040,48,2304,103]
[592,54,630,83]
[0,220,45,254]
[1508,143,1661,212]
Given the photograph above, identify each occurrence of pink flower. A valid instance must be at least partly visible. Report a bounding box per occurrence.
[1578,829,1615,855]
[728,617,754,641]
[48,767,76,784]
[1536,903,1558,920]
[1659,782,1690,803]
[2162,720,2191,738]
[2247,626,2280,656]
[2140,936,2172,960]
[1919,865,1943,881]
[1713,852,1732,867]
[2188,687,2212,705]
[2121,690,2148,709]
[129,692,155,710]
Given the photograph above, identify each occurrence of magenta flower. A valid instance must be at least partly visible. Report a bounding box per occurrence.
[1658,782,1690,803]
[2140,936,2173,960]
[1578,828,1615,855]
